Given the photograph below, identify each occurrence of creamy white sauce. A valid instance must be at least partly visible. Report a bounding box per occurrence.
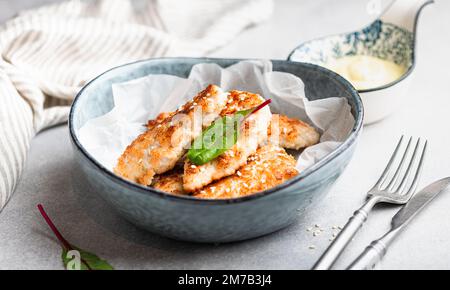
[326,55,407,90]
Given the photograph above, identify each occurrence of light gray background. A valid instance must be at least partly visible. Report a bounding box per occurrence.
[1,0,449,270]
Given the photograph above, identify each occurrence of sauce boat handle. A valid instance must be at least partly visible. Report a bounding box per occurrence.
[380,0,434,31]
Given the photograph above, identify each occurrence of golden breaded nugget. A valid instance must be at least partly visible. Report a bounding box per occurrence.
[151,171,186,195]
[194,145,298,199]
[269,114,320,150]
[114,85,228,185]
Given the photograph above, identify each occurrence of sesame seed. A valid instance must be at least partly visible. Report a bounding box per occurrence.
[309,246,316,250]
[315,224,321,228]
[237,171,242,177]
[191,165,197,169]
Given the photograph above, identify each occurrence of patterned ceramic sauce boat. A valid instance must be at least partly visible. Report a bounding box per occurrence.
[288,0,434,124]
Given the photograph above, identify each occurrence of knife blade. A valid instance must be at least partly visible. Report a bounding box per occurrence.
[392,177,450,229]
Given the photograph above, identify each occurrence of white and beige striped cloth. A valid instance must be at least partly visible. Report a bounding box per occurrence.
[0,0,273,210]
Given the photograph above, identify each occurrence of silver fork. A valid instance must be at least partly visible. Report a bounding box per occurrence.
[312,136,427,270]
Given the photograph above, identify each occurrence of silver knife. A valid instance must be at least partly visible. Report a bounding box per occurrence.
[347,177,450,270]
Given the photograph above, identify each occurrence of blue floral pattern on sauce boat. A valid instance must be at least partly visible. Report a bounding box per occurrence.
[290,20,413,69]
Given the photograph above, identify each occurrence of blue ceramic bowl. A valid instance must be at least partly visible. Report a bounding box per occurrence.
[69,58,363,243]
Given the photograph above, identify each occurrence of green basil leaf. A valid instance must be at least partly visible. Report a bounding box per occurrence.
[187,100,271,166]
[188,111,244,165]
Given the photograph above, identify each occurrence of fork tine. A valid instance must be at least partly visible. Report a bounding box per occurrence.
[404,140,428,196]
[393,138,423,194]
[385,137,413,191]
[374,136,404,188]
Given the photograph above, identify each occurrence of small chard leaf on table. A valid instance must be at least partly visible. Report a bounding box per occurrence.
[37,204,114,270]
[188,99,272,166]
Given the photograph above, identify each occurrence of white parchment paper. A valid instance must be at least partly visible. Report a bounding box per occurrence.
[78,60,355,173]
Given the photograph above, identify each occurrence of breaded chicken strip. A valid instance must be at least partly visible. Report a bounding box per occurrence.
[194,145,298,199]
[115,85,229,185]
[151,145,298,198]
[151,171,186,195]
[146,112,176,129]
[150,113,320,151]
[269,114,320,150]
[183,91,272,193]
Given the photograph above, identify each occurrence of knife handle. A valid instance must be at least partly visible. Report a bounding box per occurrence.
[347,240,387,270]
[347,228,401,270]
[312,197,379,270]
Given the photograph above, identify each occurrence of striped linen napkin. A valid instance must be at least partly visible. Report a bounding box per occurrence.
[0,0,273,210]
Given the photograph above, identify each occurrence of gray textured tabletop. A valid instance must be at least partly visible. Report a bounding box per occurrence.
[1,0,450,270]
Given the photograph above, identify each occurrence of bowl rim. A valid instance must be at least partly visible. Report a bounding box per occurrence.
[69,57,364,205]
[286,1,431,94]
